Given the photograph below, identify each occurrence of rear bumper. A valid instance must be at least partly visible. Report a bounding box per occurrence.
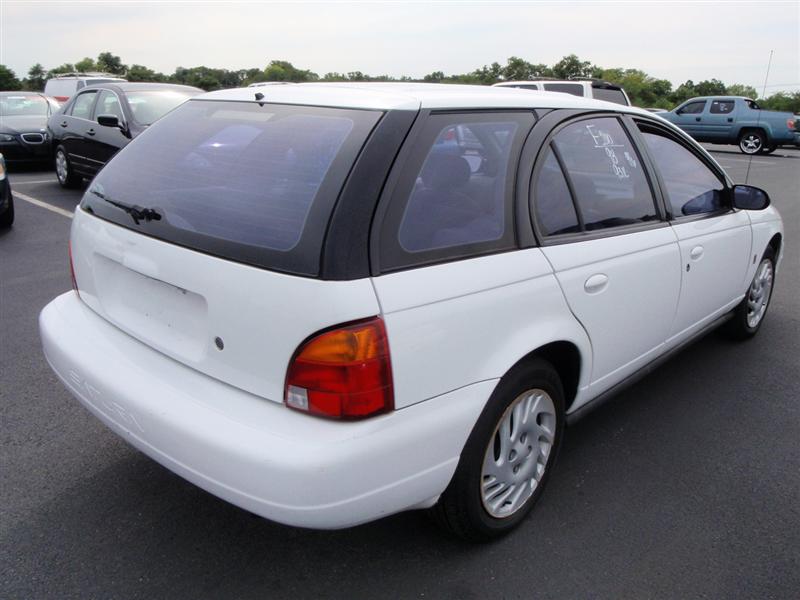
[40,292,493,529]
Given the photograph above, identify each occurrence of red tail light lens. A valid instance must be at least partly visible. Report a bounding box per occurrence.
[68,241,79,296]
[787,119,796,131]
[285,317,394,419]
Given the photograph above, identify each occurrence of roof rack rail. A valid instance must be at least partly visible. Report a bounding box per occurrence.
[567,77,621,88]
[51,72,122,79]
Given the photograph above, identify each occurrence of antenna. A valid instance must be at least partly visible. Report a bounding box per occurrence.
[745,50,773,184]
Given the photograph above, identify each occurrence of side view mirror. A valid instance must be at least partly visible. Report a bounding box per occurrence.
[97,114,123,129]
[732,184,770,210]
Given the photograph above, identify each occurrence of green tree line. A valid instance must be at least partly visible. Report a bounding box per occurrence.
[1,52,798,113]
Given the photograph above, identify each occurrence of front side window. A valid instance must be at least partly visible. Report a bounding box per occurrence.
[94,90,124,122]
[710,100,735,114]
[639,128,725,217]
[551,117,657,230]
[70,91,97,119]
[677,101,706,115]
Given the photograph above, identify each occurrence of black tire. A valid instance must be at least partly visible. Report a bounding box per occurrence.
[55,147,81,188]
[724,249,776,339]
[430,358,565,542]
[762,145,777,155]
[738,130,766,155]
[0,193,13,228]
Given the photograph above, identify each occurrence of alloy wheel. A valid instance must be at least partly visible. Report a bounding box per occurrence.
[746,259,774,329]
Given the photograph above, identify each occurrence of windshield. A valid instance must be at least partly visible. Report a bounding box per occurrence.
[0,94,50,117]
[125,90,199,125]
[82,100,381,275]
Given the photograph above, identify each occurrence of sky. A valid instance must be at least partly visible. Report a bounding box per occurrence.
[1,0,798,95]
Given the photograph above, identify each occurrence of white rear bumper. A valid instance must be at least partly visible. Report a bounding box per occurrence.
[40,292,494,529]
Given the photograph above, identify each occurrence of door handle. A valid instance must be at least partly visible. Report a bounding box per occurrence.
[60,121,67,128]
[86,128,96,136]
[727,117,734,122]
[584,273,609,294]
[690,246,704,260]
[695,117,701,122]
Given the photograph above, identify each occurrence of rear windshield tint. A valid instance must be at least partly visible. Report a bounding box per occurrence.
[82,100,381,276]
[543,83,584,97]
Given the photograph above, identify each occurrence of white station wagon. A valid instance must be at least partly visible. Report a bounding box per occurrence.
[40,83,784,541]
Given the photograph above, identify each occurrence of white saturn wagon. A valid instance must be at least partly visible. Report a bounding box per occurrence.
[40,83,784,541]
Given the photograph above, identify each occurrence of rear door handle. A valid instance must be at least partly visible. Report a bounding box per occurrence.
[60,121,68,128]
[86,128,96,136]
[727,117,734,122]
[690,246,704,260]
[584,273,609,294]
[695,117,702,122]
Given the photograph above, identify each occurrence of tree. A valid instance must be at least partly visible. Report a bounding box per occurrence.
[552,54,595,80]
[126,64,166,82]
[47,63,76,77]
[760,91,800,113]
[74,57,97,73]
[0,65,21,90]
[96,52,126,75]
[27,63,46,91]
[726,83,758,99]
[423,71,445,83]
[261,60,318,82]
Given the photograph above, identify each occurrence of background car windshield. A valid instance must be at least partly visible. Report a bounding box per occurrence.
[0,94,50,116]
[126,91,198,125]
[82,100,379,273]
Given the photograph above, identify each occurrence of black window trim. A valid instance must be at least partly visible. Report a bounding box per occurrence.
[629,115,734,223]
[92,88,128,128]
[371,108,537,275]
[675,99,708,115]
[527,111,668,247]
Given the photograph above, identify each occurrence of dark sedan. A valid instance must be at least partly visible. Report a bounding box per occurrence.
[0,153,13,227]
[48,82,202,187]
[0,92,61,165]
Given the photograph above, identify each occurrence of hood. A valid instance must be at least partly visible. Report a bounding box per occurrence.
[0,114,49,134]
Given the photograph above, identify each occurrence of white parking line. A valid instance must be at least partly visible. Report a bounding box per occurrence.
[13,190,74,219]
[12,179,59,185]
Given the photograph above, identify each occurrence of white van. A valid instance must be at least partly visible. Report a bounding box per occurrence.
[43,73,127,102]
[493,79,631,106]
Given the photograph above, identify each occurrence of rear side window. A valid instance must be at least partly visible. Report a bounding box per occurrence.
[548,117,657,231]
[677,101,706,115]
[639,128,725,217]
[532,149,580,235]
[543,83,584,97]
[709,100,735,114]
[70,91,97,119]
[379,112,535,271]
[82,100,381,276]
[592,87,629,106]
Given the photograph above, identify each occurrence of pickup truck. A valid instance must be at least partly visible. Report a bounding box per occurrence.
[660,96,800,154]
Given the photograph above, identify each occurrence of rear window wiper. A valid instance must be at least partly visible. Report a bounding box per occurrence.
[90,189,161,225]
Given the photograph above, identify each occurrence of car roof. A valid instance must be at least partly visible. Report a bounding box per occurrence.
[200,82,649,114]
[83,82,204,94]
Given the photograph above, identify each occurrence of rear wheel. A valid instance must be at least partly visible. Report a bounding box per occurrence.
[431,359,565,541]
[55,147,81,188]
[739,130,765,155]
[725,251,775,339]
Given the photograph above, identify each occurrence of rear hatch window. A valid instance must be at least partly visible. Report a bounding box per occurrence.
[82,100,382,276]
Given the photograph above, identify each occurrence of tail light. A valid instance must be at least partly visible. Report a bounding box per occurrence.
[68,241,79,296]
[285,317,394,419]
[787,119,796,131]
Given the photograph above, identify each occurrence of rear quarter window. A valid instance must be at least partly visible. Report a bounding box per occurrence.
[82,100,381,276]
[592,87,629,106]
[543,83,585,97]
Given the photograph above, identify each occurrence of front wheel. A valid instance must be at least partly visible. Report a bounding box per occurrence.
[430,359,565,541]
[725,253,775,339]
[55,147,81,188]
[761,145,777,155]
[739,131,765,155]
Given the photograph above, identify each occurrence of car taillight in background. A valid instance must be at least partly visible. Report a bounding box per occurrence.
[285,317,394,419]
[787,118,796,131]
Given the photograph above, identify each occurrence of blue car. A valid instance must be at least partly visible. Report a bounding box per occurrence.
[660,96,800,154]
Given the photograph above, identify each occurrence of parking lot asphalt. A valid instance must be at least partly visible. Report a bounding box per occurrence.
[1,147,799,599]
